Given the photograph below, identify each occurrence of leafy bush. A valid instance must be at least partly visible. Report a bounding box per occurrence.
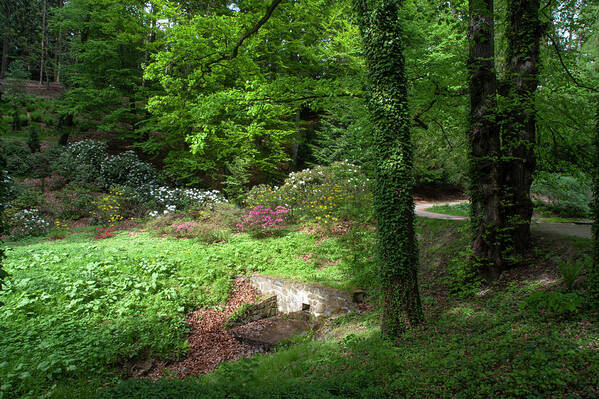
[99,150,160,189]
[54,186,95,220]
[90,191,124,227]
[146,187,228,215]
[237,205,290,237]
[26,125,41,152]
[4,208,50,239]
[1,140,31,177]
[522,291,585,320]
[29,110,43,122]
[558,256,586,292]
[109,184,153,218]
[9,186,45,211]
[245,161,372,224]
[532,172,592,218]
[146,208,234,244]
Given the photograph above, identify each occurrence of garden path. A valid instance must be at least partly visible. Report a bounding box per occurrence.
[415,201,593,239]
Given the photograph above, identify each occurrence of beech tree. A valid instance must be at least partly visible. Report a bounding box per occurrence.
[468,0,543,278]
[354,0,423,335]
[467,0,501,279]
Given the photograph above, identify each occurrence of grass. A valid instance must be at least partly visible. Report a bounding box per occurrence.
[427,202,470,217]
[1,219,598,398]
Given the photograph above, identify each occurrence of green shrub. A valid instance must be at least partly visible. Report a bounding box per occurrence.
[532,172,592,218]
[26,125,41,152]
[558,256,586,292]
[1,140,31,177]
[9,186,46,210]
[244,161,372,225]
[17,114,29,126]
[110,184,154,218]
[54,186,95,220]
[29,110,43,122]
[522,291,584,320]
[446,249,483,297]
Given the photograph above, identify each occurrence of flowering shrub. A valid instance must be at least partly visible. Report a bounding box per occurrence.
[49,220,69,240]
[244,161,372,224]
[146,188,227,216]
[237,206,290,237]
[4,208,50,239]
[174,221,197,237]
[52,140,161,191]
[90,191,124,227]
[95,226,116,239]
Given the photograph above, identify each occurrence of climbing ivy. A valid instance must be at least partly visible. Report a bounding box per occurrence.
[354,0,423,336]
[0,154,8,295]
[590,100,599,305]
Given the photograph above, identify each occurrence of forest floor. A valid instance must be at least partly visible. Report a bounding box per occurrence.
[1,217,597,398]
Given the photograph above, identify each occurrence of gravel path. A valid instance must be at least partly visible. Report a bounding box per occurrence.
[415,201,592,239]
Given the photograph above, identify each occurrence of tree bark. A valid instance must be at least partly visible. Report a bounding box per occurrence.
[467,0,503,279]
[499,0,543,264]
[40,0,46,84]
[355,0,423,336]
[58,113,73,146]
[1,16,9,79]
[590,99,599,304]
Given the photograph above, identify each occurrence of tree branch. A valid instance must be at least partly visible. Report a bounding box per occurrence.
[546,33,599,94]
[205,0,283,71]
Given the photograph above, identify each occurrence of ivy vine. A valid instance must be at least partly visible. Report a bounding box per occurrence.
[354,0,423,335]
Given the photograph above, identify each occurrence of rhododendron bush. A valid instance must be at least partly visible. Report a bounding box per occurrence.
[237,206,290,237]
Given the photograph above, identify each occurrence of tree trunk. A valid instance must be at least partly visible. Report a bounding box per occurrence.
[1,17,9,79]
[467,0,503,279]
[40,0,46,84]
[355,0,423,336]
[499,0,543,264]
[590,99,599,305]
[58,113,74,146]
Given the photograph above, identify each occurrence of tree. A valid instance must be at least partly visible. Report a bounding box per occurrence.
[467,0,502,279]
[143,0,364,186]
[592,100,599,304]
[467,0,544,278]
[354,0,423,335]
[497,0,543,265]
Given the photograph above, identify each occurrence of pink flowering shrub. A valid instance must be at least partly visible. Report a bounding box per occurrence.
[237,205,290,237]
[172,221,198,238]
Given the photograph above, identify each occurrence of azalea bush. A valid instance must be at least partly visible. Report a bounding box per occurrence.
[244,161,372,224]
[90,191,124,228]
[237,205,290,237]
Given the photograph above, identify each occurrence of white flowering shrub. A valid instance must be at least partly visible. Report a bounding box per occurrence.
[5,208,50,239]
[100,151,160,189]
[145,187,227,216]
[245,161,372,224]
[52,140,161,191]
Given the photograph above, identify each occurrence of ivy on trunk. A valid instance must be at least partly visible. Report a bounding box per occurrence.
[354,0,423,336]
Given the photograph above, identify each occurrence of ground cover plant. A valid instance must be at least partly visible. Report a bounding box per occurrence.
[1,217,597,398]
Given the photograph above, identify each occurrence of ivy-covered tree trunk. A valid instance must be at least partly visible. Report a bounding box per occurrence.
[467,0,503,279]
[354,0,423,335]
[498,0,543,265]
[590,100,599,304]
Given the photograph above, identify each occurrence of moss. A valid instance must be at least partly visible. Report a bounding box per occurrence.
[224,304,252,330]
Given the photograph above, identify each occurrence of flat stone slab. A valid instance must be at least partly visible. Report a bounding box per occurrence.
[230,317,309,349]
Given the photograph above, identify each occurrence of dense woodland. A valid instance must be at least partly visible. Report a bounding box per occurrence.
[0,0,598,397]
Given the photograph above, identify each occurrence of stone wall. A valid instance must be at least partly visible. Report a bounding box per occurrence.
[224,295,277,329]
[249,275,358,317]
